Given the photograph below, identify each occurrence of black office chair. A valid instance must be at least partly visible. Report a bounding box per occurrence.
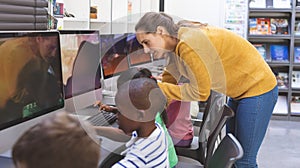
[175,103,234,167]
[176,133,244,168]
[194,90,227,128]
[98,144,126,168]
[207,133,244,168]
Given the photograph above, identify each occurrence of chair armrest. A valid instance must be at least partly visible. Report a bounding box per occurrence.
[191,118,202,127]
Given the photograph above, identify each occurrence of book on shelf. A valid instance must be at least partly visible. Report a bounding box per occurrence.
[276,72,289,89]
[294,47,300,63]
[270,18,289,35]
[273,95,288,114]
[270,44,289,62]
[295,20,300,35]
[253,43,269,61]
[291,96,300,114]
[292,71,300,88]
[0,4,48,15]
[0,0,48,7]
[256,18,271,35]
[249,18,258,34]
[53,2,64,18]
[0,13,48,23]
[0,22,48,30]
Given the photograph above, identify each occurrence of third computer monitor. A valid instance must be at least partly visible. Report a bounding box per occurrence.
[126,33,152,66]
[100,33,129,79]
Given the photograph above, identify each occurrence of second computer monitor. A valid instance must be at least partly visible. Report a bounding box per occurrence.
[126,33,152,66]
[59,30,101,98]
[59,30,102,111]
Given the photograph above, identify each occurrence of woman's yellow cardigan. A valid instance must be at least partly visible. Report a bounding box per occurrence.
[158,26,277,102]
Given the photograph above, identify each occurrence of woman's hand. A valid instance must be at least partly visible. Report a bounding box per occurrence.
[153,73,163,81]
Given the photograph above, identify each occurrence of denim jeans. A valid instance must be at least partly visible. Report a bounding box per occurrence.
[226,86,278,168]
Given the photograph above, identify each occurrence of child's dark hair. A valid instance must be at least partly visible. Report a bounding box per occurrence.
[117,67,168,125]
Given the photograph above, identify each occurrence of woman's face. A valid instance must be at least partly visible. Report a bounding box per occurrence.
[136,32,169,60]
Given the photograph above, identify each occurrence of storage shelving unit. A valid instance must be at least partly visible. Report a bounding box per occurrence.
[50,0,159,33]
[248,0,300,121]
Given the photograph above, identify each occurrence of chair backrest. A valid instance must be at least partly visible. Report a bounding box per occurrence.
[207,133,244,168]
[199,103,234,166]
[200,90,227,130]
[174,91,231,165]
[205,104,234,165]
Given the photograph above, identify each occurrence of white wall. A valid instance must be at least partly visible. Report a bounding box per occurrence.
[165,0,225,27]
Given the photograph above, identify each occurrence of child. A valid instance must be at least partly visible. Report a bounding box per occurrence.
[112,78,169,167]
[94,67,178,167]
[12,111,100,168]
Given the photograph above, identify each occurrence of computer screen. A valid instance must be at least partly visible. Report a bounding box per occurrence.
[0,31,64,131]
[126,33,152,66]
[100,34,129,79]
[59,30,101,99]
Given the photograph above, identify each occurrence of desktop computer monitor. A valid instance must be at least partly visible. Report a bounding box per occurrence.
[126,33,166,76]
[100,34,129,79]
[126,33,152,67]
[100,34,129,97]
[0,31,64,154]
[59,30,102,112]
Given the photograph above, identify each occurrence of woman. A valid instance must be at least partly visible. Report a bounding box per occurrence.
[135,12,278,168]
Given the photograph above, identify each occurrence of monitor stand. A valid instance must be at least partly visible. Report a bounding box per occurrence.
[0,149,11,158]
[64,89,102,113]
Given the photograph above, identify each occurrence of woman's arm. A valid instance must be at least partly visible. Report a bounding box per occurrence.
[158,42,211,102]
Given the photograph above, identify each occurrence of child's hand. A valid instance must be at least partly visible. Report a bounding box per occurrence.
[94,100,118,113]
[93,101,113,112]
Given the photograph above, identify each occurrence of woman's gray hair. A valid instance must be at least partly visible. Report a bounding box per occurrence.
[135,12,179,37]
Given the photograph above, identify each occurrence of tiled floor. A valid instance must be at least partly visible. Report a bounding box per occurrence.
[258,120,300,168]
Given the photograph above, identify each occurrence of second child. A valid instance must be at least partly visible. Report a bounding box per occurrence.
[112,78,169,167]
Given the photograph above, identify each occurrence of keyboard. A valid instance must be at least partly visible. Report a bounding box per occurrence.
[86,110,117,126]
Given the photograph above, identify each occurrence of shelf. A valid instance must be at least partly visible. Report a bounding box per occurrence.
[294,36,300,42]
[248,4,298,121]
[248,35,291,43]
[249,8,292,13]
[249,8,292,17]
[292,90,300,93]
[291,112,300,115]
[248,34,291,39]
[268,62,290,66]
[90,19,110,23]
[278,88,289,93]
[271,114,289,120]
[295,11,300,17]
[292,63,300,67]
[290,114,300,121]
[63,17,89,22]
